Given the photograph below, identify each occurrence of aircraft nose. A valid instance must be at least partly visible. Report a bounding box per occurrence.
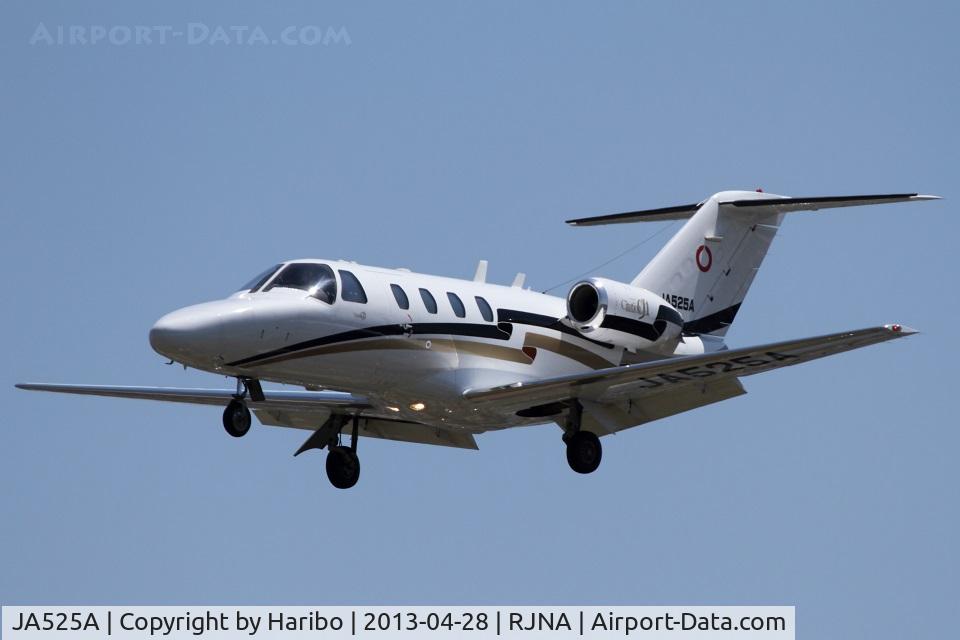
[149,304,226,362]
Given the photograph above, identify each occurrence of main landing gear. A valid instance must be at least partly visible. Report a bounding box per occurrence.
[294,414,362,489]
[562,401,602,474]
[326,445,361,490]
[220,377,360,489]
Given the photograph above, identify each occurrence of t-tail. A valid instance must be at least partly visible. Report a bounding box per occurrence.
[567,190,939,337]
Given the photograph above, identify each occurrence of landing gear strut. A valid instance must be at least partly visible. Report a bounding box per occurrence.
[562,401,602,474]
[295,414,362,489]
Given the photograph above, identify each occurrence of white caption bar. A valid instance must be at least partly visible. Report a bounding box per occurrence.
[2,606,794,639]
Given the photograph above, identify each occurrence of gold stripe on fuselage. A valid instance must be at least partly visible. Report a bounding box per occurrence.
[521,332,615,370]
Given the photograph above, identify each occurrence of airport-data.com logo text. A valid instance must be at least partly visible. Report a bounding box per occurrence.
[29,22,352,47]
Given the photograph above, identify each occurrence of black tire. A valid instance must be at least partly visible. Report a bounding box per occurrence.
[566,430,602,474]
[222,399,252,438]
[326,446,361,489]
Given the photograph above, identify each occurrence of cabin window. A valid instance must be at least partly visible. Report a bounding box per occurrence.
[240,264,281,292]
[263,263,338,304]
[338,270,368,303]
[419,288,438,314]
[475,296,494,322]
[391,284,409,310]
[447,292,466,318]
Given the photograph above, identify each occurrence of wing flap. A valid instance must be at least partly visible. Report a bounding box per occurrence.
[579,377,747,436]
[464,324,917,410]
[256,409,479,450]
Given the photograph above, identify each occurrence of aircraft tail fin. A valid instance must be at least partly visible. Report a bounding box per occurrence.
[568,191,938,337]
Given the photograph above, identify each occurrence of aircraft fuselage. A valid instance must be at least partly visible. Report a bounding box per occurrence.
[149,260,634,432]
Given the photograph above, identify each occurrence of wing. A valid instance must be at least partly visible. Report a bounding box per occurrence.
[464,324,916,432]
[15,383,369,409]
[15,384,478,450]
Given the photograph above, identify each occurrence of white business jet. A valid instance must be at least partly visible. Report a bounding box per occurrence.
[17,190,937,489]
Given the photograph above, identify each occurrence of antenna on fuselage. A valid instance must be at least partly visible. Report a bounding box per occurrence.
[511,272,526,288]
[473,260,488,283]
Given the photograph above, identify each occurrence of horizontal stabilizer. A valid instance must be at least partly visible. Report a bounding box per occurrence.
[721,193,940,214]
[567,193,939,226]
[566,202,701,226]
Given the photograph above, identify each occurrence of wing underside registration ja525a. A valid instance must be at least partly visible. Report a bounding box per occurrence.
[464,324,916,434]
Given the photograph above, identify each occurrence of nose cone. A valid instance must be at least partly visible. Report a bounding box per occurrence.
[150,302,231,363]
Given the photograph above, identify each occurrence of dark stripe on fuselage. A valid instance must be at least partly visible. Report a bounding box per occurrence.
[227,307,622,369]
[497,308,615,349]
[682,303,742,335]
[226,322,513,367]
[654,304,684,338]
[599,315,661,341]
[656,304,684,327]
[504,305,681,345]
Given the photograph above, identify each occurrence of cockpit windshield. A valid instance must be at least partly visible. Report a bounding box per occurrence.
[263,263,338,303]
[240,264,282,292]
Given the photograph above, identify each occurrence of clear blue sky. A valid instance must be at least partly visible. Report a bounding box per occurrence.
[2,1,957,637]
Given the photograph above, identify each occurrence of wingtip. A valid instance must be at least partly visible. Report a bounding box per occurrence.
[913,194,942,201]
[884,323,919,336]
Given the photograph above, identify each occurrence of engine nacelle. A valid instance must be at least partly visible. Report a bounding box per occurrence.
[566,278,684,352]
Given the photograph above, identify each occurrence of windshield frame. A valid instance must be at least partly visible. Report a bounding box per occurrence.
[239,264,282,293]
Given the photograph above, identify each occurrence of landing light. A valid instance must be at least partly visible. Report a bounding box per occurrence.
[409,402,426,412]
[386,406,400,412]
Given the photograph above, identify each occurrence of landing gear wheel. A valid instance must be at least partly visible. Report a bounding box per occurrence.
[566,430,602,474]
[326,446,361,489]
[222,399,252,438]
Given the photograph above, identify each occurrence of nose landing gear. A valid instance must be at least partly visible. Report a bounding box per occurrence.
[221,377,261,438]
[222,399,252,437]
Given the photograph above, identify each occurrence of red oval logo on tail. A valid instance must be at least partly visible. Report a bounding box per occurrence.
[696,245,713,272]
